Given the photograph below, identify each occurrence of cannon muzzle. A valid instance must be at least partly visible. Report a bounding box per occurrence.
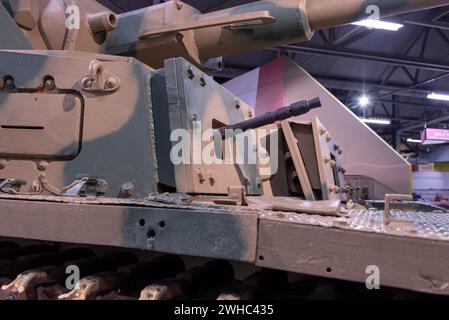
[306,0,449,30]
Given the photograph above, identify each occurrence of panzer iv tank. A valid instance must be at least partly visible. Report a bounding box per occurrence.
[0,0,449,300]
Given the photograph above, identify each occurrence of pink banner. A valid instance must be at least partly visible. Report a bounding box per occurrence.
[425,128,449,141]
[422,128,449,144]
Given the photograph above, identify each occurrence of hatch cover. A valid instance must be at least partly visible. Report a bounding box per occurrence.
[0,92,84,160]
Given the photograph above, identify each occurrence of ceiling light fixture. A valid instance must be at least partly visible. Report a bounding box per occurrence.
[427,92,449,102]
[360,118,391,125]
[406,138,421,144]
[351,19,404,31]
[359,95,370,108]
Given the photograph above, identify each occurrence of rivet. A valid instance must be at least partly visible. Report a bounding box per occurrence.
[37,160,49,171]
[199,76,206,87]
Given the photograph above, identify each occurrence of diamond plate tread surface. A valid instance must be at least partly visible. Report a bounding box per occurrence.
[260,209,449,241]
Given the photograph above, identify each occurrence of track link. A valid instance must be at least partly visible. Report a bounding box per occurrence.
[0,242,440,300]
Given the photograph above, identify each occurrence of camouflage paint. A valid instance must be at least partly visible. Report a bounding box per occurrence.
[5,0,449,68]
[0,51,159,198]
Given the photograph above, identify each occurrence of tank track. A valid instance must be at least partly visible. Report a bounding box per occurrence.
[0,241,440,300]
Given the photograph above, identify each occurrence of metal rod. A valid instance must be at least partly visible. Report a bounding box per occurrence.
[218,97,322,138]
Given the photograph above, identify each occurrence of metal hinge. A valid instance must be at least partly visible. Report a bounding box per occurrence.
[0,179,27,194]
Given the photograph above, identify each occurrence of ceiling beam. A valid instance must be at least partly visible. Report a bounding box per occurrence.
[399,114,449,133]
[378,99,449,109]
[315,76,432,98]
[275,44,449,73]
[403,20,449,31]
[378,72,449,100]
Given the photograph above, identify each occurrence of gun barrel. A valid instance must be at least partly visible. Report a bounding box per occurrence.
[11,0,449,69]
[193,0,449,61]
[218,97,322,138]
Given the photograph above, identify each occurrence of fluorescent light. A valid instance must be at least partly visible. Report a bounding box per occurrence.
[360,118,391,125]
[407,138,421,144]
[428,92,449,102]
[359,95,370,108]
[351,19,404,31]
[422,140,448,145]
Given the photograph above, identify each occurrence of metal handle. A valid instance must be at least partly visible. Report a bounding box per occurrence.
[384,194,413,225]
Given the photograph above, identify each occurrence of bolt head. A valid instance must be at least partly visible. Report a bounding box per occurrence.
[187,68,195,79]
[37,161,49,171]
[234,100,241,109]
[106,77,118,89]
[44,78,56,90]
[81,78,92,89]
[121,182,135,197]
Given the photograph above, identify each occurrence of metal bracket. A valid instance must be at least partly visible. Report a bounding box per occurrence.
[281,120,316,201]
[78,176,108,197]
[80,60,120,93]
[213,186,248,206]
[138,11,275,39]
[384,194,413,225]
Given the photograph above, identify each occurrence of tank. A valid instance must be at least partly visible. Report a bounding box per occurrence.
[1,0,449,300]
